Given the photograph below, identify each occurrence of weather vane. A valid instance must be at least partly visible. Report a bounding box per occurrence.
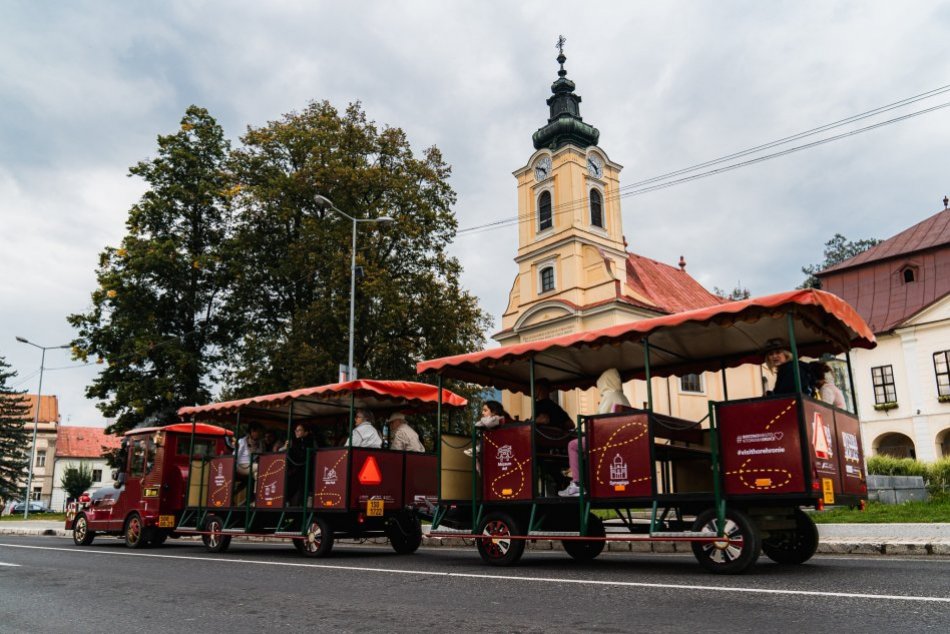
[556,35,566,56]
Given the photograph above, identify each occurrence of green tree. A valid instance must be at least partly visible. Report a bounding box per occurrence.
[0,355,31,502]
[713,282,751,301]
[223,101,491,395]
[68,106,233,434]
[60,463,94,500]
[800,233,881,289]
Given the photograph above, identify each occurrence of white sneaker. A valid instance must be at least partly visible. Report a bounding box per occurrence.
[558,482,580,497]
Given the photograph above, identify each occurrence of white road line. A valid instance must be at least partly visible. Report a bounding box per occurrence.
[1,542,948,603]
[0,561,21,567]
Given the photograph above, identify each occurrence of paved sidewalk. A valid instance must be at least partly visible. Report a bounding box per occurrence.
[3,520,949,556]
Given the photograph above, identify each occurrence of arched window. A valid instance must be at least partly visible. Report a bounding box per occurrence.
[538,191,552,231]
[540,266,555,293]
[590,189,603,228]
[903,268,916,283]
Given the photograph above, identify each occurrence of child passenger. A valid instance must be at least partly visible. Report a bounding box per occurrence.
[464,400,510,458]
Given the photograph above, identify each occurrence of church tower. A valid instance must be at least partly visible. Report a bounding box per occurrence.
[495,43,728,420]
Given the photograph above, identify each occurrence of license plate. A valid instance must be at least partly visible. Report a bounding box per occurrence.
[158,515,175,528]
[367,499,384,517]
[822,478,835,505]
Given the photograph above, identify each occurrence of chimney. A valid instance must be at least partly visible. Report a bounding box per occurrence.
[678,255,686,271]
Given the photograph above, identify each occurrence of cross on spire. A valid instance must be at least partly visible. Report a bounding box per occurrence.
[556,34,566,56]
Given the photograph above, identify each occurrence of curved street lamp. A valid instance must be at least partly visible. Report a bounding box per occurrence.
[15,337,70,519]
[314,195,393,381]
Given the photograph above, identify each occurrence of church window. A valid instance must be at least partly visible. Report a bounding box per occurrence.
[540,266,555,293]
[590,189,603,228]
[680,374,704,394]
[538,191,552,232]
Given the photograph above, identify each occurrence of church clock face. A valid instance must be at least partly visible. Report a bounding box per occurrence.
[534,156,552,181]
[587,154,603,178]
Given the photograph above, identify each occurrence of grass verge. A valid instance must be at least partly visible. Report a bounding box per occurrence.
[812,492,950,524]
[0,513,67,522]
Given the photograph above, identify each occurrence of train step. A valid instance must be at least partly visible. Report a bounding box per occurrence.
[648,531,718,538]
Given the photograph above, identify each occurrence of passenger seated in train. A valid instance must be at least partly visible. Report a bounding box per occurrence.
[560,369,631,497]
[764,338,818,397]
[234,422,263,504]
[346,408,383,448]
[464,400,511,459]
[387,412,425,452]
[284,423,317,506]
[263,429,283,453]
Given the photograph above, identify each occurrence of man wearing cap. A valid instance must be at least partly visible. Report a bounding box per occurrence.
[387,412,425,452]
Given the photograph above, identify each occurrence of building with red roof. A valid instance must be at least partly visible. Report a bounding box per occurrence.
[50,426,121,511]
[494,51,760,422]
[1,394,61,507]
[818,202,950,460]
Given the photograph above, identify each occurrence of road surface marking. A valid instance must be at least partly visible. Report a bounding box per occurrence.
[0,561,21,567]
[1,542,948,604]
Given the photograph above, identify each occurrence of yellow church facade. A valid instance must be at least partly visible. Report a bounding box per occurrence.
[494,49,763,422]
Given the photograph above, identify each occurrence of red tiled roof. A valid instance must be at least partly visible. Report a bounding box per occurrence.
[625,253,724,313]
[821,207,950,274]
[56,426,121,458]
[17,395,59,423]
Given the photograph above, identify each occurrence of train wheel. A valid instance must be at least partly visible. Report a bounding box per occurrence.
[691,508,761,574]
[762,509,819,565]
[202,514,231,553]
[476,512,525,567]
[563,514,605,561]
[72,514,95,546]
[297,517,334,558]
[124,513,151,550]
[387,512,423,555]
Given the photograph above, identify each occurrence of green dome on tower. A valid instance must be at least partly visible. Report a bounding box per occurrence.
[532,45,599,151]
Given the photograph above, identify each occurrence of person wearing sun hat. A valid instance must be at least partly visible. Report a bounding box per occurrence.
[387,412,425,452]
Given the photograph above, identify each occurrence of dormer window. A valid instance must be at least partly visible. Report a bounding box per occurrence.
[590,188,603,228]
[900,264,919,284]
[538,191,552,232]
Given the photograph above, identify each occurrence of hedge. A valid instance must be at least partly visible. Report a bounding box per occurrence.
[867,455,950,494]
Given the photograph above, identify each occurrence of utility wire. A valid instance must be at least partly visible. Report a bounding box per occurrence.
[457,86,950,237]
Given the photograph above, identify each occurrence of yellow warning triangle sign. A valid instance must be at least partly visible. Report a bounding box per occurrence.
[812,412,831,459]
[358,455,383,485]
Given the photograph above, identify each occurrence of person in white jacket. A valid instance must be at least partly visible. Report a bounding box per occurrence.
[559,369,631,497]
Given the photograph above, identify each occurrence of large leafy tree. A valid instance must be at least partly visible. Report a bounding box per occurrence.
[800,233,881,289]
[223,101,491,395]
[68,106,233,434]
[0,355,31,502]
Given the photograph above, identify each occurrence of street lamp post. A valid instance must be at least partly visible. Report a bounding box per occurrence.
[15,337,70,519]
[314,195,393,381]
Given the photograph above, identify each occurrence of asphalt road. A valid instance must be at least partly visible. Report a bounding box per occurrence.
[1,536,948,633]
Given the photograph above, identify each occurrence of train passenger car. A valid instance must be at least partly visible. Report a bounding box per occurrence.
[418,289,874,574]
[173,379,466,557]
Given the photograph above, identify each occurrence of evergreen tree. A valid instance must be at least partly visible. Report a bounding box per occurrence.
[222,101,491,395]
[800,233,881,289]
[0,355,31,502]
[713,283,751,301]
[60,463,94,500]
[68,106,233,434]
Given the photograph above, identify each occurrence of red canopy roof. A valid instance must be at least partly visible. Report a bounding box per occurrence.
[177,379,467,423]
[125,423,233,437]
[417,289,875,392]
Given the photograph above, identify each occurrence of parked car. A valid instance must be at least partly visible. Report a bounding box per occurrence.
[11,501,51,514]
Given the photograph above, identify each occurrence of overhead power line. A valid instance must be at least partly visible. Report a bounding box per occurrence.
[457,84,950,237]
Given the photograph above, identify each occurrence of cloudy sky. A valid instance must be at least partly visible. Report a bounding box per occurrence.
[3,1,949,426]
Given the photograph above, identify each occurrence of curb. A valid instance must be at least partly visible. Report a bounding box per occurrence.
[3,527,948,555]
